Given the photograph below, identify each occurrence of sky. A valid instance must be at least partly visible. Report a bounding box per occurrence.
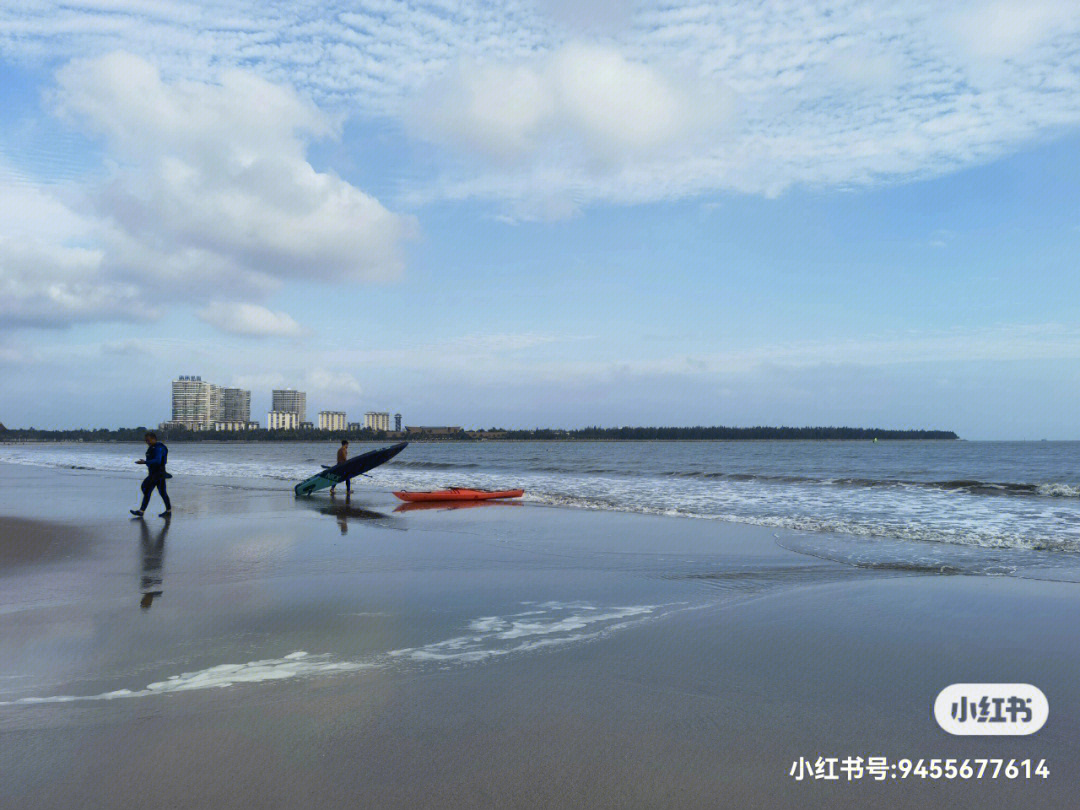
[1,0,1080,439]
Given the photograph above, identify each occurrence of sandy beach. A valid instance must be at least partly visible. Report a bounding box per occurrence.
[2,460,1078,808]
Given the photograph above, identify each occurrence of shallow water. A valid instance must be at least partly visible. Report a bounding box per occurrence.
[2,439,1077,552]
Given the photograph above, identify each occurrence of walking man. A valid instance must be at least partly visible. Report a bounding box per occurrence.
[131,432,172,518]
[330,439,350,497]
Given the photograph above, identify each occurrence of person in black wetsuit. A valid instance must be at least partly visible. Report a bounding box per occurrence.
[130,432,172,518]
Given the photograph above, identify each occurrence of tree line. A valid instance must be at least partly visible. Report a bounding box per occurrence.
[0,425,958,441]
[516,426,959,441]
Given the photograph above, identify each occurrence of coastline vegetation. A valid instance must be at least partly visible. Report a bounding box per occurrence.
[0,425,959,442]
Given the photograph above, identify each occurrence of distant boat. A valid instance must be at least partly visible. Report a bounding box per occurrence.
[393,488,524,503]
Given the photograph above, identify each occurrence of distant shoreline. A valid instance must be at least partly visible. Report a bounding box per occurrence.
[0,426,959,442]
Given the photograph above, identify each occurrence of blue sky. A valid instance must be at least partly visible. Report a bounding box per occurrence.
[1,1,1080,438]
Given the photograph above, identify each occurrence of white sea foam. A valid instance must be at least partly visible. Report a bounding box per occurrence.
[389,602,659,663]
[2,601,665,705]
[0,652,371,706]
[1039,482,1080,498]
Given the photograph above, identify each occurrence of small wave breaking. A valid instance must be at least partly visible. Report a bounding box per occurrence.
[2,443,1078,554]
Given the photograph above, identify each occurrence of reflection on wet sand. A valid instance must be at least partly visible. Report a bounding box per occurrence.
[139,516,169,609]
[299,496,394,534]
[394,499,524,514]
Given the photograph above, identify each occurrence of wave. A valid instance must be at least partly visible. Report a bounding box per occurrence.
[773,533,1080,583]
[5,448,1074,500]
[664,471,1079,498]
[386,460,1080,501]
[3,446,1078,554]
[393,460,1080,500]
[388,459,480,470]
[1038,482,1080,498]
[526,491,1080,553]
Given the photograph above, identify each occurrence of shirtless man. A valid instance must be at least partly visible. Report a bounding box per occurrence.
[330,439,350,496]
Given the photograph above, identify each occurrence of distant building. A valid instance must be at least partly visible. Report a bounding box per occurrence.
[319,411,347,431]
[346,422,363,432]
[221,388,251,423]
[405,426,462,436]
[299,421,314,430]
[394,413,402,432]
[171,376,221,430]
[267,410,299,430]
[215,420,259,431]
[169,376,256,430]
[271,389,306,423]
[364,411,391,431]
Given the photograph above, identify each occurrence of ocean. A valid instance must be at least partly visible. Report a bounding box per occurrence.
[2,439,1077,557]
[5,438,1080,806]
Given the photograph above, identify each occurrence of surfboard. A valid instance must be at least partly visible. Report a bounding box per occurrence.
[294,442,408,496]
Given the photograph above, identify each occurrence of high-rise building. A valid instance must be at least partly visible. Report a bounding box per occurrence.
[394,413,402,432]
[221,388,251,423]
[319,411,347,431]
[209,385,222,424]
[272,389,306,423]
[170,376,221,430]
[267,410,299,430]
[364,411,391,431]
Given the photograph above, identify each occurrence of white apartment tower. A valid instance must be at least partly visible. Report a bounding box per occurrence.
[319,411,347,431]
[271,389,307,423]
[364,411,391,431]
[267,411,299,430]
[171,376,221,430]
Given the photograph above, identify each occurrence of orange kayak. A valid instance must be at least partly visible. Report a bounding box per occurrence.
[393,488,524,502]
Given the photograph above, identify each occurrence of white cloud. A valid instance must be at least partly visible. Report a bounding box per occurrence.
[537,0,635,34]
[0,239,145,327]
[1,52,414,328]
[306,369,363,396]
[0,169,146,326]
[196,301,306,337]
[410,60,556,161]
[408,42,722,165]
[546,43,700,154]
[52,52,414,286]
[948,0,1078,59]
[403,2,1080,213]
[1,3,1080,212]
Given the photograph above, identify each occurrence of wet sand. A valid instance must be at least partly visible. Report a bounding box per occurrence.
[1,461,1079,808]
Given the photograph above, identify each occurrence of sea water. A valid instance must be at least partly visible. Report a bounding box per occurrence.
[2,439,1077,553]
